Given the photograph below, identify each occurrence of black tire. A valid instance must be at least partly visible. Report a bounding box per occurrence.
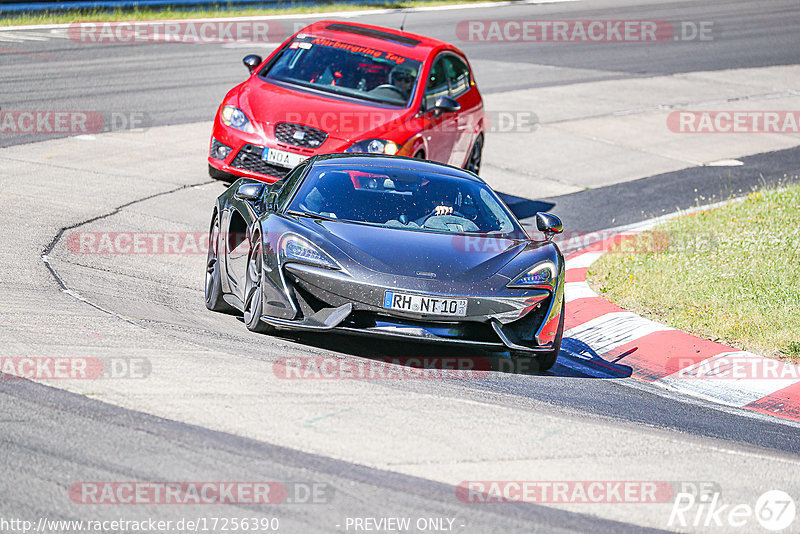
[243,235,275,334]
[208,164,238,183]
[205,213,237,314]
[464,134,483,175]
[512,301,565,373]
[413,150,426,160]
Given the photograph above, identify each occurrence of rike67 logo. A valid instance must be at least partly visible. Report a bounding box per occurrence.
[669,490,796,531]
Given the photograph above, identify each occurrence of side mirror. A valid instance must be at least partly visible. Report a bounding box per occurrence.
[433,95,461,115]
[243,54,263,74]
[235,182,264,202]
[535,212,563,241]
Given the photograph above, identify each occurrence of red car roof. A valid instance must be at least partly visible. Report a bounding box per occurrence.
[298,20,457,62]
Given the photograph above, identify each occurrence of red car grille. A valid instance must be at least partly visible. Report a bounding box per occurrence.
[275,122,328,149]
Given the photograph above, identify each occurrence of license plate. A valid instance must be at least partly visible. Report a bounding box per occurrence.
[262,147,308,168]
[383,291,467,317]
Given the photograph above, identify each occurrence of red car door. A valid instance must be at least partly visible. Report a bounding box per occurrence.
[443,54,481,167]
[419,56,459,164]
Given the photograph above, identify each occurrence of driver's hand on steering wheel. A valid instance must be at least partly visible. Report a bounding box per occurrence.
[434,205,454,216]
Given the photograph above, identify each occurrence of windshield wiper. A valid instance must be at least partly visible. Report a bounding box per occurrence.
[286,210,339,222]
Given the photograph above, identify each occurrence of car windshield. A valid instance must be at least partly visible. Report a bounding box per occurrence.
[287,164,521,236]
[262,34,422,107]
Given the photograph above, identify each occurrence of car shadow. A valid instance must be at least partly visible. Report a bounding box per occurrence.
[557,337,634,378]
[262,328,630,378]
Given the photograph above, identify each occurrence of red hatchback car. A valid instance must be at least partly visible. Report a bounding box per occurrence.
[208,21,486,183]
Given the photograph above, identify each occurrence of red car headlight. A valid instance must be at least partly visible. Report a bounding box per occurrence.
[220,106,255,134]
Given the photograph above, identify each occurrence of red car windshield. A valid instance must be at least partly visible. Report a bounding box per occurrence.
[262,35,423,107]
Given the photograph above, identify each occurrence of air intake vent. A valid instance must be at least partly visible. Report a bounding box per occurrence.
[275,123,328,149]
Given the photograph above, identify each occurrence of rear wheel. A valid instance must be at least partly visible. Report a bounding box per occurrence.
[464,134,483,175]
[243,236,275,334]
[205,214,236,313]
[413,150,425,160]
[512,301,565,372]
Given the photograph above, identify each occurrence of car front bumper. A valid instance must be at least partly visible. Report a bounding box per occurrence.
[265,263,563,354]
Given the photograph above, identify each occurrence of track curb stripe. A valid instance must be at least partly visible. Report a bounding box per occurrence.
[561,232,800,422]
[744,382,800,421]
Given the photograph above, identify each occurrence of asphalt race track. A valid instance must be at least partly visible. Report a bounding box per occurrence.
[2,1,800,532]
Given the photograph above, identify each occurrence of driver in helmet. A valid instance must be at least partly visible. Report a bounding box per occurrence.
[389,64,418,98]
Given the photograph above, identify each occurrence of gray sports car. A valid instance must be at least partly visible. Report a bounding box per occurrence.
[205,154,565,370]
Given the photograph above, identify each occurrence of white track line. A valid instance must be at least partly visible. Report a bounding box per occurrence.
[1,32,50,41]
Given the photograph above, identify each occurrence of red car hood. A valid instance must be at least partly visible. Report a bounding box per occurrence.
[238,79,412,144]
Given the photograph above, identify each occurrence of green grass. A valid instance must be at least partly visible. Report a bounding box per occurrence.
[588,185,800,362]
[0,0,505,26]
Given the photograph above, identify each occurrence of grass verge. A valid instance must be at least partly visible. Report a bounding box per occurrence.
[587,185,800,362]
[1,0,508,26]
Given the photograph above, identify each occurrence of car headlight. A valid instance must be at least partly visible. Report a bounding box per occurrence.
[280,234,341,270]
[220,105,255,133]
[507,261,556,288]
[346,139,399,155]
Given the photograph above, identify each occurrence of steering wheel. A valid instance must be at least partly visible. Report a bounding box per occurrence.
[372,84,407,98]
[416,208,469,226]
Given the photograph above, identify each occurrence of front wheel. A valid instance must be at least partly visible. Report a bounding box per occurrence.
[205,214,237,314]
[243,236,275,334]
[464,134,483,175]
